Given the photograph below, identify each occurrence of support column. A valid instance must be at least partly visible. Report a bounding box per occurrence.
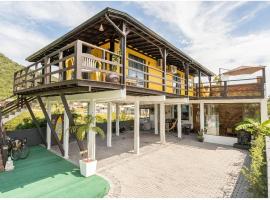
[116,104,120,136]
[260,99,268,122]
[200,102,205,133]
[160,102,166,144]
[87,100,96,160]
[154,104,158,135]
[63,109,69,159]
[134,101,140,154]
[107,102,112,147]
[198,70,201,97]
[177,104,182,138]
[46,100,51,150]
[185,63,189,96]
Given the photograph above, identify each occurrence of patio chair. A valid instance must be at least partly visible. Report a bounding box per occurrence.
[166,119,178,133]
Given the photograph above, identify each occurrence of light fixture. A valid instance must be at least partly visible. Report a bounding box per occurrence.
[99,23,104,32]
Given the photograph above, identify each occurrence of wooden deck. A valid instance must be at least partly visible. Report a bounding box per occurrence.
[13,40,265,99]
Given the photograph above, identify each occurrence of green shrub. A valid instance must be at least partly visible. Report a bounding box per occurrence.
[242,135,267,197]
[236,118,270,197]
[5,111,45,132]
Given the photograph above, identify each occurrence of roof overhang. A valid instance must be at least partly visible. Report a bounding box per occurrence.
[26,7,215,76]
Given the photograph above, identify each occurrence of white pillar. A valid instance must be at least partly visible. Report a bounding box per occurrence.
[63,109,69,159]
[87,100,96,160]
[134,101,140,154]
[116,104,120,136]
[154,104,158,135]
[107,102,112,147]
[160,102,166,144]
[189,104,193,129]
[261,99,268,123]
[46,100,51,150]
[200,102,205,133]
[177,104,182,138]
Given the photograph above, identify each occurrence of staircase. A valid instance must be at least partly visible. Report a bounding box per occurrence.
[0,96,36,124]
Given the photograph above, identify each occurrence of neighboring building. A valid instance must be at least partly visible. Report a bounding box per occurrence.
[5,8,268,159]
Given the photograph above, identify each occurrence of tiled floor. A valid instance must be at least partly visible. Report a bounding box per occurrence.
[52,131,250,198]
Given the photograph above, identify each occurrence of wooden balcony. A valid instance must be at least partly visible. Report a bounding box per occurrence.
[13,40,191,98]
[13,40,265,99]
[193,77,265,99]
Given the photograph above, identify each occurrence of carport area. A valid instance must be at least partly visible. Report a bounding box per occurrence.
[51,131,250,198]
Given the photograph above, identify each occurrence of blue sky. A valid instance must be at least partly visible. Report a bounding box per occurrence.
[0,1,269,94]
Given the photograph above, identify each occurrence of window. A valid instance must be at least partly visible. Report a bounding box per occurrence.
[181,105,189,120]
[128,54,146,87]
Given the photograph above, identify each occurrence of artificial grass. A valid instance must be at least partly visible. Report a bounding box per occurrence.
[0,146,110,198]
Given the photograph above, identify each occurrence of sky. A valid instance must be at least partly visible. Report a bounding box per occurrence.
[0,1,269,94]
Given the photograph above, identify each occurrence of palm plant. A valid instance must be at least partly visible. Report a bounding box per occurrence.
[235,118,270,138]
[69,114,105,142]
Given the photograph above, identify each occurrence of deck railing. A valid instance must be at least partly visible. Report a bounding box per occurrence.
[13,40,264,99]
[196,77,264,98]
[14,40,191,96]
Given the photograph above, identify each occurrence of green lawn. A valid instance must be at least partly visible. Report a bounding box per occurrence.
[0,146,110,198]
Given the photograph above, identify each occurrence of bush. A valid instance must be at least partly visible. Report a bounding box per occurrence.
[236,118,270,197]
[242,134,267,197]
[5,110,45,132]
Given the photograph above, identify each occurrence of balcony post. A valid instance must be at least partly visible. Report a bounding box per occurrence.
[160,48,167,92]
[224,81,228,97]
[44,57,50,84]
[121,36,126,85]
[75,40,82,80]
[198,70,201,97]
[184,63,189,96]
[262,67,266,98]
[208,76,212,96]
[59,51,63,81]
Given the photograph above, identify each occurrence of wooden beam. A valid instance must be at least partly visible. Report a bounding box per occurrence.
[161,48,168,92]
[198,70,201,97]
[121,24,127,86]
[24,97,47,146]
[184,63,190,96]
[60,94,87,158]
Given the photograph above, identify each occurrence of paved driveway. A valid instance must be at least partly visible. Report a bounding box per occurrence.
[52,132,250,198]
[98,133,249,198]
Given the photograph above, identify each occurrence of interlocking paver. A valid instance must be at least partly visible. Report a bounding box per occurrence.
[52,131,250,197]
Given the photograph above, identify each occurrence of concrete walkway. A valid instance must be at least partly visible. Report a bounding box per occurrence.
[52,131,250,198]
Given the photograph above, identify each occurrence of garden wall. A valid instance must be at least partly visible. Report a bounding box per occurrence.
[7,120,134,146]
[7,127,46,146]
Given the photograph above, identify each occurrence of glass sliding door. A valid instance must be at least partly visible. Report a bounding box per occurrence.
[128,54,147,88]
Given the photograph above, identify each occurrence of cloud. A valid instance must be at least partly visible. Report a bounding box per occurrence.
[0,1,97,65]
[0,22,50,65]
[138,2,270,70]
[0,2,97,28]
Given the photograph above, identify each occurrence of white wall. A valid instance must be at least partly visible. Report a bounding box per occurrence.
[204,134,237,146]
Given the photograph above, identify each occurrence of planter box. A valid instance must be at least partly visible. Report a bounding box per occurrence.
[79,159,97,177]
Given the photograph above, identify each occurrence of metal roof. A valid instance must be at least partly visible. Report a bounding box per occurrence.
[26,7,215,76]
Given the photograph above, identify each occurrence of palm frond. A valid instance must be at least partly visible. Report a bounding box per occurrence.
[91,126,105,139]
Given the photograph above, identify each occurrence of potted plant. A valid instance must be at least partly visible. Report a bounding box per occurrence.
[106,52,121,83]
[69,114,104,177]
[197,128,207,142]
